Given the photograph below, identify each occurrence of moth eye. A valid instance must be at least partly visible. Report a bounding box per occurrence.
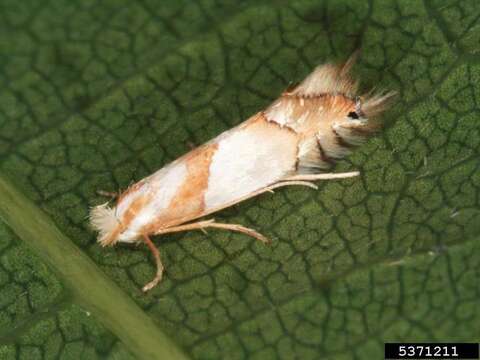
[347,111,359,119]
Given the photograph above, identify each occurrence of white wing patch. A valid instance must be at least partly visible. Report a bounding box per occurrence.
[117,162,188,243]
[205,123,297,210]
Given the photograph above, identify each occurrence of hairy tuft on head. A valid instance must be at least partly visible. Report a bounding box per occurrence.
[291,51,361,98]
[89,203,118,247]
[290,51,396,121]
[361,90,397,118]
[281,52,396,174]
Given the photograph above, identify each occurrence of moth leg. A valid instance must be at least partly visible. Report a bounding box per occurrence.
[141,233,164,292]
[246,172,359,199]
[155,219,270,245]
[252,180,319,195]
[203,222,270,245]
[284,170,359,182]
[96,190,119,199]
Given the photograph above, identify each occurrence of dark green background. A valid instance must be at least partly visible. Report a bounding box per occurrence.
[0,0,479,359]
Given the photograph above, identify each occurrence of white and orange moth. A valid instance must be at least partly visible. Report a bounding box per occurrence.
[90,55,395,292]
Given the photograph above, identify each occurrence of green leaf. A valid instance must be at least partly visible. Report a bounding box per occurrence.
[0,175,188,360]
[1,0,479,359]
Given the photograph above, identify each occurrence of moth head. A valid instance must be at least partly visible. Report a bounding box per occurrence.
[331,91,397,145]
[287,52,396,137]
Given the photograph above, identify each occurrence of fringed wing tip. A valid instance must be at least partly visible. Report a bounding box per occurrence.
[89,202,118,247]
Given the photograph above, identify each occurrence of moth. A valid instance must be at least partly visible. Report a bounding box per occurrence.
[90,55,395,292]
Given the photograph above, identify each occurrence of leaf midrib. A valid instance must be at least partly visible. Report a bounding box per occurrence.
[0,173,189,360]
